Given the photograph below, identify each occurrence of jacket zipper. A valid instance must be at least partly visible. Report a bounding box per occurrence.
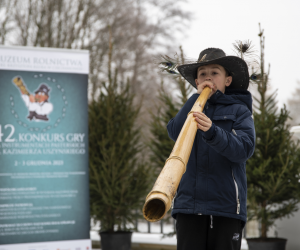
[231,169,240,214]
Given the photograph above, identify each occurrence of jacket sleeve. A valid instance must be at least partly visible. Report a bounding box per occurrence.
[202,107,255,163]
[167,93,199,141]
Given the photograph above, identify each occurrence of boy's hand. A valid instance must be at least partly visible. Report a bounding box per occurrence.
[197,81,217,98]
[193,112,212,132]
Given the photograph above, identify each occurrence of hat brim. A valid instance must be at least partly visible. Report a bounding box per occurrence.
[177,56,249,90]
[35,90,48,95]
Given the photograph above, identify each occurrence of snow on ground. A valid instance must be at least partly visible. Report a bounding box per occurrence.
[91,221,249,249]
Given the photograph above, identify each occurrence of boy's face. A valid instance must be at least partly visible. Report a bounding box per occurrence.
[35,91,49,103]
[195,64,232,94]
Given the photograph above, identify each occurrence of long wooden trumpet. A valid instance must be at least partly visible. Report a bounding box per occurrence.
[13,76,30,96]
[143,87,212,222]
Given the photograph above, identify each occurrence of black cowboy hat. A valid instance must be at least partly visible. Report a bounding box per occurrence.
[177,48,249,90]
[35,84,50,96]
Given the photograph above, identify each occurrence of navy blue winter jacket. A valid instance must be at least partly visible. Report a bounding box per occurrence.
[167,88,255,224]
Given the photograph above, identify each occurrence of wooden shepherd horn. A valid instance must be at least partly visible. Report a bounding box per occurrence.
[143,87,212,222]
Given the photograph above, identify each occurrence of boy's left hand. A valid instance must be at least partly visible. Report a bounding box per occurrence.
[193,112,212,132]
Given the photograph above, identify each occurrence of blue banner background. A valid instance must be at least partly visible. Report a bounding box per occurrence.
[0,70,90,244]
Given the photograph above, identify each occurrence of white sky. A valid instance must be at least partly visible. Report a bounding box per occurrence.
[180,0,300,108]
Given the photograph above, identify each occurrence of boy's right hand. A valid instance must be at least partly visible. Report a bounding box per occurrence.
[197,81,216,98]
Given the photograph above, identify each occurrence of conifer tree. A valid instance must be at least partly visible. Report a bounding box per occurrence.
[247,25,300,238]
[89,40,153,233]
[149,84,178,173]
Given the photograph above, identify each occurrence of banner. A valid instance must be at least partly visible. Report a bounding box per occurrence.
[0,46,91,250]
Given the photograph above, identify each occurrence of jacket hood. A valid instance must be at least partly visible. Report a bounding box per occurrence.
[207,88,253,114]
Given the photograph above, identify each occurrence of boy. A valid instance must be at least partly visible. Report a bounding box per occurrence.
[167,48,255,250]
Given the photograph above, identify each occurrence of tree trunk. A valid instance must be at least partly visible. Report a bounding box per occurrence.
[261,222,267,238]
[261,201,267,238]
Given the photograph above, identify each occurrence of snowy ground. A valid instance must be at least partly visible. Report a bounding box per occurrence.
[91,220,249,249]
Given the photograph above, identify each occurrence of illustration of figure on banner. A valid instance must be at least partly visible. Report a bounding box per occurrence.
[12,76,53,121]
